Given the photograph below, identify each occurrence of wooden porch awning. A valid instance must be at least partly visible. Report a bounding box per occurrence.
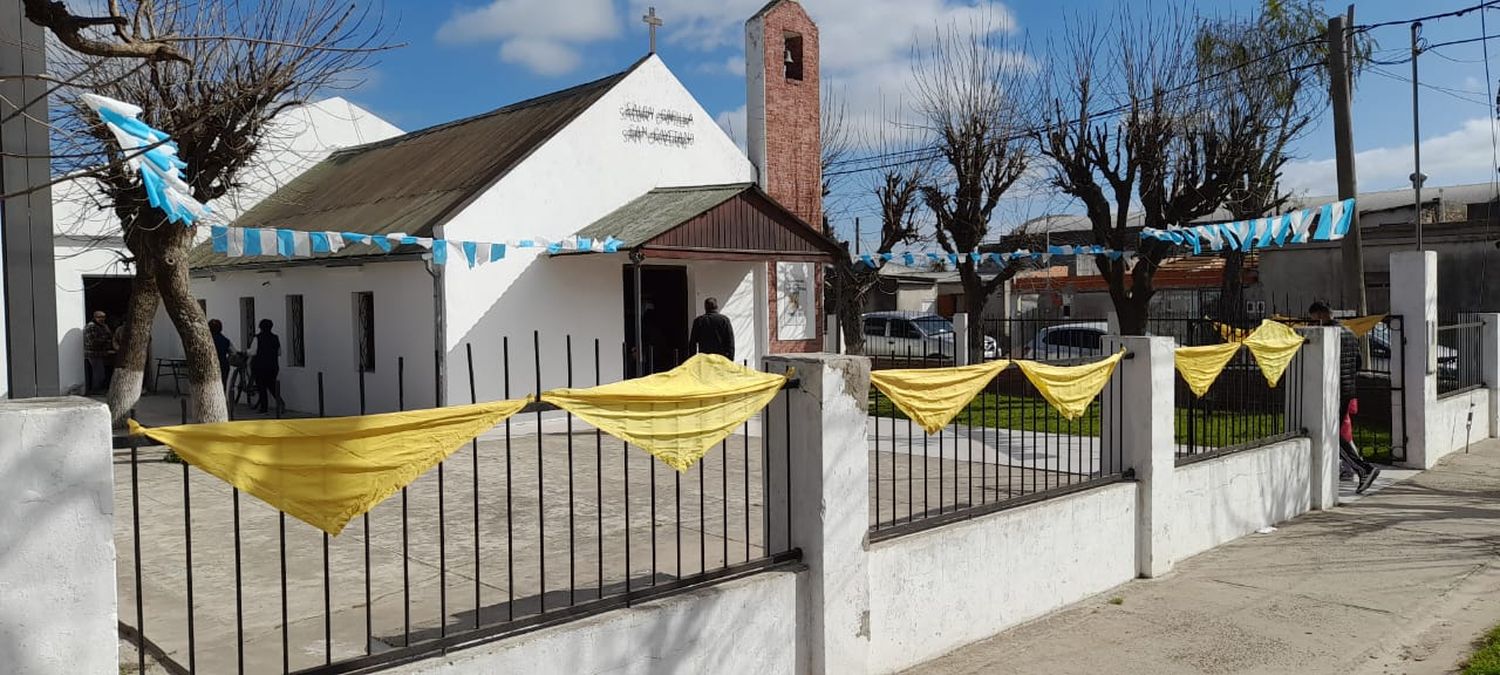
[569,183,839,262]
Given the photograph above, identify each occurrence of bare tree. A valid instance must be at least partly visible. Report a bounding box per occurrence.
[1199,0,1362,321]
[42,0,391,422]
[23,0,187,62]
[821,90,926,355]
[912,18,1034,356]
[1040,6,1280,334]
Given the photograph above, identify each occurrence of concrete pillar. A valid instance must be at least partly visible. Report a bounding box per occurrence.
[0,398,117,674]
[953,313,971,365]
[1102,335,1176,578]
[1389,251,1438,468]
[1479,313,1500,439]
[1298,327,1342,509]
[763,353,872,674]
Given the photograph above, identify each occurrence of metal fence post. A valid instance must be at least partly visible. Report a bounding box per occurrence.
[763,353,872,674]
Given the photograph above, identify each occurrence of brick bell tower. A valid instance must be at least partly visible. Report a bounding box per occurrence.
[746,0,823,354]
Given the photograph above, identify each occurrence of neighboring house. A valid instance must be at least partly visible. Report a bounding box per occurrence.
[858,262,1010,319]
[49,97,402,395]
[186,1,838,415]
[1008,255,1265,320]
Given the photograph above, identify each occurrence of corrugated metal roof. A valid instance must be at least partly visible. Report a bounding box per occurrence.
[189,60,641,270]
[574,183,752,246]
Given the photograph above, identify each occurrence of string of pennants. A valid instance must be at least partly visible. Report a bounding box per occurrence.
[852,199,1354,269]
[209,225,625,268]
[1140,199,1354,254]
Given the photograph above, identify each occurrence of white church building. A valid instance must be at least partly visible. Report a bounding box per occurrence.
[185,0,835,415]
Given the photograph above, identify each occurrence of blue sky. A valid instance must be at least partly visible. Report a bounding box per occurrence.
[346,0,1500,243]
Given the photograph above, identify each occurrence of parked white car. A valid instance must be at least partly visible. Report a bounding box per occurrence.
[1021,322,1110,362]
[861,312,998,360]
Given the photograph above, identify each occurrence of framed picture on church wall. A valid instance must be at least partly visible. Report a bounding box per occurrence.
[776,262,815,341]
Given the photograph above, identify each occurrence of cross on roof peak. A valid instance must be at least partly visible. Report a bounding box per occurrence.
[642,7,663,54]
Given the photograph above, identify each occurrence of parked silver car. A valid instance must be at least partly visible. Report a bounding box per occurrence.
[861,312,998,360]
[1021,322,1111,362]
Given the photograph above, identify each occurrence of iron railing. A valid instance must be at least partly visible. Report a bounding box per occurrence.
[866,351,1127,541]
[118,334,799,674]
[1437,314,1484,398]
[1164,318,1307,463]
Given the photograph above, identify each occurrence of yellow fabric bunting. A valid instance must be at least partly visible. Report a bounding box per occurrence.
[1339,314,1387,337]
[870,360,1011,434]
[1173,342,1243,397]
[128,399,531,536]
[1242,319,1306,387]
[1213,321,1255,343]
[542,354,787,472]
[1013,350,1125,420]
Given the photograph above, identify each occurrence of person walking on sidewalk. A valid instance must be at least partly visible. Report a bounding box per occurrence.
[1310,301,1380,493]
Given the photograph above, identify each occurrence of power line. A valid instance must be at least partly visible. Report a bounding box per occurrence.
[1352,0,1500,33]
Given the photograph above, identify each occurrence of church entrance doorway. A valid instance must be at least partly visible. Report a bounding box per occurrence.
[623,264,689,376]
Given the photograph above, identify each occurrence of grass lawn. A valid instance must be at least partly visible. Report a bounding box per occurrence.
[870,391,1394,453]
[1463,623,1500,675]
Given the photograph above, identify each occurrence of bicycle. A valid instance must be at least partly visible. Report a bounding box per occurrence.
[225,351,261,415]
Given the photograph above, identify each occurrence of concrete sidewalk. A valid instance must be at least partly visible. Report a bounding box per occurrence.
[908,439,1500,675]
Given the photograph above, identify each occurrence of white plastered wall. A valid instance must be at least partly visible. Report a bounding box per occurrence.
[1168,438,1312,563]
[189,260,435,416]
[866,482,1139,673]
[1428,389,1491,461]
[438,55,756,404]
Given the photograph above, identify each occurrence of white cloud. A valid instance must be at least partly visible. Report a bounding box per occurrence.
[437,0,619,76]
[1282,117,1500,197]
[716,104,748,152]
[697,55,746,76]
[629,0,1020,144]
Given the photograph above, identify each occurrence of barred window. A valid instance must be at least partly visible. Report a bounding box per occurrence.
[239,297,255,349]
[285,295,305,367]
[354,292,375,372]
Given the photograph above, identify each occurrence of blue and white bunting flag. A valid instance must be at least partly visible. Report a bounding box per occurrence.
[210,225,625,268]
[79,94,212,226]
[1139,199,1355,252]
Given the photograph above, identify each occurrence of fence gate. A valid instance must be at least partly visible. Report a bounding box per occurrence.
[1354,315,1407,464]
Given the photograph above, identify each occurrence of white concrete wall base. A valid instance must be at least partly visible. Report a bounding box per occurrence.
[867,482,1138,673]
[1170,438,1312,561]
[0,397,117,674]
[394,572,797,675]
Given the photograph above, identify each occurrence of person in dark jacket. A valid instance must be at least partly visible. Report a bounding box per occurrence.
[1310,301,1380,493]
[209,319,233,388]
[689,297,735,360]
[251,318,286,415]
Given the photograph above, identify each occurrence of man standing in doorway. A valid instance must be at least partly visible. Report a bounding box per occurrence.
[83,310,114,395]
[1310,301,1380,494]
[689,297,735,361]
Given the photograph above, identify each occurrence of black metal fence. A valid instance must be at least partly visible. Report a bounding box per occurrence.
[1353,315,1406,464]
[1437,314,1484,398]
[981,315,1108,361]
[866,353,1126,541]
[118,334,799,674]
[1161,319,1308,464]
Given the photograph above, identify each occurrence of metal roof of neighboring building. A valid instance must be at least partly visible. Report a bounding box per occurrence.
[574,183,754,246]
[189,59,642,271]
[571,182,840,261]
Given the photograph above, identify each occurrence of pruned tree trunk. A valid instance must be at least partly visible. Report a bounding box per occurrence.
[107,228,226,424]
[107,255,159,425]
[1217,250,1247,322]
[154,242,227,423]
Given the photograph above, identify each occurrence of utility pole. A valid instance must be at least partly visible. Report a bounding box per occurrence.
[1328,13,1368,317]
[1,1,61,398]
[1410,21,1427,250]
[854,217,861,256]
